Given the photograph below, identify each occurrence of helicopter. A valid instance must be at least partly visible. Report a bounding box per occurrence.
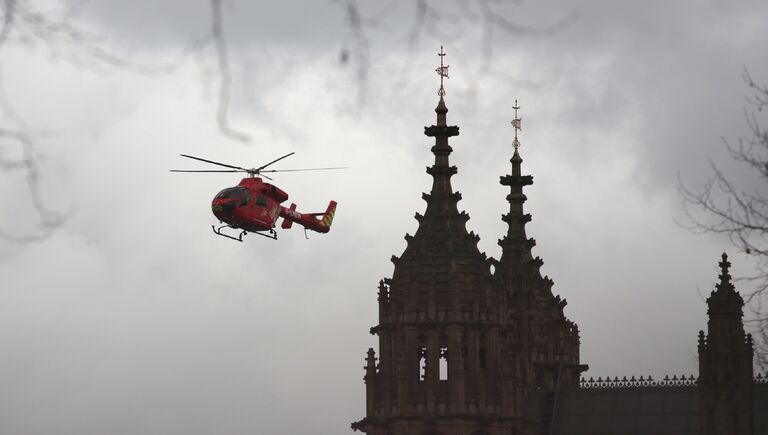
[171,152,343,241]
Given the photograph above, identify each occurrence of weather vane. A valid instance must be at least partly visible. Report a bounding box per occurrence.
[512,99,522,150]
[435,46,449,97]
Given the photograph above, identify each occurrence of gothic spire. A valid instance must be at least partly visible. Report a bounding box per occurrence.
[499,101,535,261]
[425,45,458,179]
[421,46,459,212]
[390,47,488,304]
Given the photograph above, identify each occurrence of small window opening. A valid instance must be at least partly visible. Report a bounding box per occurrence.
[419,346,427,381]
[439,347,448,380]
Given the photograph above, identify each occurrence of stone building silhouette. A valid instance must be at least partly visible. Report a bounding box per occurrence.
[351,55,768,435]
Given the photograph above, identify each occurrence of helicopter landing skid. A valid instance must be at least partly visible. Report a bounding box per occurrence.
[212,224,245,242]
[211,225,277,241]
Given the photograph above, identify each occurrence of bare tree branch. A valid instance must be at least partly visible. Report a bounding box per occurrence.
[0,1,573,243]
[0,1,66,241]
[0,0,14,50]
[0,0,256,242]
[210,0,250,143]
[680,70,768,367]
[399,0,575,106]
[337,0,370,105]
[0,127,65,241]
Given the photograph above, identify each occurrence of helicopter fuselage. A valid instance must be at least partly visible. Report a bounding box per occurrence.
[211,177,335,236]
[172,152,341,241]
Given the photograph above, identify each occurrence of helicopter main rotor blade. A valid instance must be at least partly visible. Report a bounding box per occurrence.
[260,167,349,173]
[170,169,244,173]
[179,154,249,171]
[255,152,295,172]
[171,169,272,179]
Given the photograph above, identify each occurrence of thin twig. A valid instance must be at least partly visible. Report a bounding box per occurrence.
[210,0,250,143]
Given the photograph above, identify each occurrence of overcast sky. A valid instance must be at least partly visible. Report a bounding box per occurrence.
[1,1,768,434]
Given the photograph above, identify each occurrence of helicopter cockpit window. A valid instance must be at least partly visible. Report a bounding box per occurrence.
[215,187,246,200]
[255,195,268,207]
[239,191,251,206]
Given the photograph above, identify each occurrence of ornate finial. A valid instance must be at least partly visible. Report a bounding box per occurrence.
[717,252,733,291]
[512,99,522,150]
[719,252,731,274]
[435,46,449,97]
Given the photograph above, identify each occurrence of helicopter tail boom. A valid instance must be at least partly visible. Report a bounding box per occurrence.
[279,200,337,234]
[281,203,297,229]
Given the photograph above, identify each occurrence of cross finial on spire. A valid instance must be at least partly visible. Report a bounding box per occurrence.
[719,252,731,274]
[718,252,732,284]
[512,99,522,150]
[714,252,737,295]
[436,46,449,97]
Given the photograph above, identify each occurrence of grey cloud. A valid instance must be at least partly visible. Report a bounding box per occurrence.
[2,1,768,434]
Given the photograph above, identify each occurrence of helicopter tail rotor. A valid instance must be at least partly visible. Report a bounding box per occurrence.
[319,201,337,231]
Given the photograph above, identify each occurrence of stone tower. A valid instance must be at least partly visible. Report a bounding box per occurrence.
[352,54,583,435]
[698,253,754,435]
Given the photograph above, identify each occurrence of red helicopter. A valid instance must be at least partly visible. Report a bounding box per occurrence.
[171,152,342,241]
